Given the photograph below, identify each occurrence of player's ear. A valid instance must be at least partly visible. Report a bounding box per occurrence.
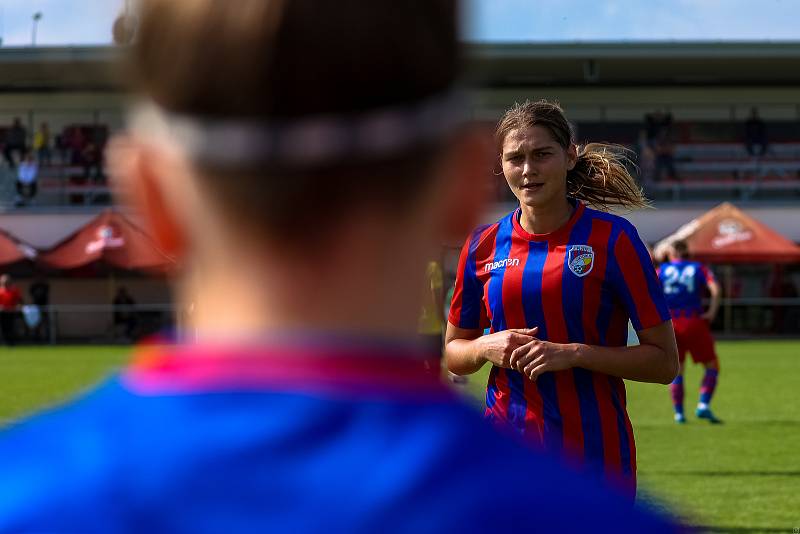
[566,143,578,171]
[107,134,188,260]
[436,127,492,242]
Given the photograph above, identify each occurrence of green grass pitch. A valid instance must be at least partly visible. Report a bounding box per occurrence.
[0,346,131,426]
[0,341,797,531]
[460,340,800,532]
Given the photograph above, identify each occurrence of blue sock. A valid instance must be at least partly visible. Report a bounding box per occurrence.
[699,369,718,405]
[670,375,684,415]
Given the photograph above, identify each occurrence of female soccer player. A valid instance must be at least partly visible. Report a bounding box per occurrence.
[446,100,679,497]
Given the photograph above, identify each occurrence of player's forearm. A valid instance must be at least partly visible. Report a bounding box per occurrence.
[570,343,678,384]
[706,282,722,318]
[444,338,487,375]
[707,294,721,319]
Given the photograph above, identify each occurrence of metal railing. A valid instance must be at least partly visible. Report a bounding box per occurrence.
[9,303,176,345]
[2,299,796,346]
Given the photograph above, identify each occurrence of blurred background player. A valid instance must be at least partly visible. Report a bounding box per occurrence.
[418,259,444,374]
[659,239,723,424]
[0,274,22,346]
[0,1,677,532]
[446,100,679,499]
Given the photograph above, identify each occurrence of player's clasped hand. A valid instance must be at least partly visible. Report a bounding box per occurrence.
[509,337,577,381]
[476,327,539,369]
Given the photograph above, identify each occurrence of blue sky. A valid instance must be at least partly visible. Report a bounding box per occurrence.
[0,0,125,46]
[465,0,800,41]
[0,0,797,46]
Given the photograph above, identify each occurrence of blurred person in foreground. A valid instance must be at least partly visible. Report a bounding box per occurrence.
[658,240,723,424]
[0,1,678,532]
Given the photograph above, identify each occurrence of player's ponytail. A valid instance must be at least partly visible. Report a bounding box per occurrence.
[495,100,649,211]
[567,143,649,211]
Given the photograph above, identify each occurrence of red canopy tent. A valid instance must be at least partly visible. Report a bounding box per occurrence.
[654,202,800,333]
[38,210,175,273]
[0,228,37,273]
[654,202,800,264]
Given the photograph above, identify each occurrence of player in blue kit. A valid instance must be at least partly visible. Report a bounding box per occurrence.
[658,240,723,424]
[0,1,679,532]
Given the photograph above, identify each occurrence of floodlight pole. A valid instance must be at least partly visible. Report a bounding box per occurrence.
[31,12,42,46]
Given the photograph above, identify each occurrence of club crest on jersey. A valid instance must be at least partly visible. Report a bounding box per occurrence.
[567,245,594,277]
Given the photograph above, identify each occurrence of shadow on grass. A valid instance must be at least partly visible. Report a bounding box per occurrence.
[635,419,800,429]
[643,470,800,477]
[692,527,794,533]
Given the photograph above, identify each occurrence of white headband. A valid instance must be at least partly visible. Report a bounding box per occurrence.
[128,90,466,168]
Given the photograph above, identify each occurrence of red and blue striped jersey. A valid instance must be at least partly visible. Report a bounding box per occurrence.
[448,200,670,494]
[657,260,716,318]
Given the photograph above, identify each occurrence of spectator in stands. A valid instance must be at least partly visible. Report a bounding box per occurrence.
[3,118,27,169]
[637,129,656,183]
[654,129,677,182]
[113,286,138,341]
[33,122,52,166]
[745,107,767,157]
[55,132,69,164]
[644,109,673,147]
[82,141,104,182]
[15,152,38,207]
[0,275,22,346]
[69,127,86,165]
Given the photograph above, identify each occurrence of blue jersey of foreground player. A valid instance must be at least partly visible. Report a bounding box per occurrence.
[0,341,677,533]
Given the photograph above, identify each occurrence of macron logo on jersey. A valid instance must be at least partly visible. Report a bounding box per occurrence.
[484,258,520,272]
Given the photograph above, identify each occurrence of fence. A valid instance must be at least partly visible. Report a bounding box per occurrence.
[8,303,176,345]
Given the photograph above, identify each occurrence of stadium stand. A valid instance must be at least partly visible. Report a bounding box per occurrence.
[575,119,800,202]
[0,43,795,339]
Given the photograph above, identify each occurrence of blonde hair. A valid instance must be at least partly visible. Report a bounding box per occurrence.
[495,100,649,211]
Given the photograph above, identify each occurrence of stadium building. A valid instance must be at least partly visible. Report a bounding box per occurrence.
[0,45,165,341]
[0,42,796,339]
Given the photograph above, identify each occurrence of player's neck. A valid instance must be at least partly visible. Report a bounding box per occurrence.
[518,198,573,235]
[179,218,430,347]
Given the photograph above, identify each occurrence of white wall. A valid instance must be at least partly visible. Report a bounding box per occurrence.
[485,203,800,244]
[0,210,146,249]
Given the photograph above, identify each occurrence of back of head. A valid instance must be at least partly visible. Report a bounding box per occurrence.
[671,240,689,260]
[130,0,460,242]
[134,0,457,119]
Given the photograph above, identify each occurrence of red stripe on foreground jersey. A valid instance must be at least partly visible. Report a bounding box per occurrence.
[555,370,585,463]
[614,230,661,328]
[592,373,623,480]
